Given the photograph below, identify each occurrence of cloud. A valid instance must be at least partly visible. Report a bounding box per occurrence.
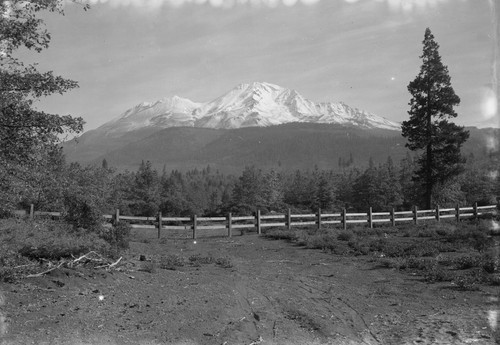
[376,0,463,14]
[82,0,323,9]
[77,0,463,11]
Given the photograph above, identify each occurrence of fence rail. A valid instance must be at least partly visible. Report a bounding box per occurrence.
[15,203,499,240]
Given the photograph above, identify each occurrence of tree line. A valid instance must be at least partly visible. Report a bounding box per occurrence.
[11,152,498,219]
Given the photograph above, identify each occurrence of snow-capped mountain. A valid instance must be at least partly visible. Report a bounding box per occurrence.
[98,82,400,137]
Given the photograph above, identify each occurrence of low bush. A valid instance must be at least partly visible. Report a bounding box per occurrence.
[189,254,215,266]
[434,223,456,236]
[102,221,131,254]
[424,266,455,283]
[10,221,110,260]
[215,256,233,268]
[0,219,117,282]
[139,261,157,273]
[337,231,354,241]
[159,254,185,270]
[377,257,407,270]
[453,254,483,270]
[405,257,436,270]
[480,253,498,273]
[264,229,299,242]
[453,273,481,291]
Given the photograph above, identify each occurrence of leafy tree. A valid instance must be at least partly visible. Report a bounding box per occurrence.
[402,28,469,209]
[62,163,113,233]
[0,0,86,212]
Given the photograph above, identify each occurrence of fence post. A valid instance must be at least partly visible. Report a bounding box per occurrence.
[114,209,120,225]
[413,205,418,225]
[473,202,478,221]
[317,208,322,230]
[256,210,261,235]
[391,208,395,227]
[227,212,232,238]
[456,203,460,223]
[157,211,162,239]
[368,207,373,229]
[286,208,292,230]
[435,205,440,222]
[192,214,197,239]
[29,204,34,219]
[342,208,347,230]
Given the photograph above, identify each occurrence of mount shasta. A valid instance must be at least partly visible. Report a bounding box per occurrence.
[64,82,421,172]
[97,82,400,137]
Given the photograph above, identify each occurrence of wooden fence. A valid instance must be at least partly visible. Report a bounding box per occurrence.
[15,203,499,239]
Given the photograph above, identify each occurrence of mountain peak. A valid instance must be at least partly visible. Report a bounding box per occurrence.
[97,82,400,135]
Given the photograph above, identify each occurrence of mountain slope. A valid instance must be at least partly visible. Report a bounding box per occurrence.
[88,123,406,173]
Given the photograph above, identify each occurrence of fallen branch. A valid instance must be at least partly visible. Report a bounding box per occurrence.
[72,251,105,264]
[25,262,64,278]
[109,256,122,268]
[12,263,37,269]
[94,256,122,270]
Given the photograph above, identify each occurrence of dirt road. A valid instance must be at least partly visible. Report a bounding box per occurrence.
[1,233,498,344]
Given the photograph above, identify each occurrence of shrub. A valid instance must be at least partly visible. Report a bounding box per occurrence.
[452,271,482,291]
[0,267,15,283]
[337,231,354,241]
[304,233,337,251]
[160,254,185,270]
[404,242,440,257]
[453,254,482,270]
[434,223,456,236]
[405,257,436,270]
[264,229,298,242]
[139,261,157,273]
[378,257,407,270]
[189,254,215,266]
[480,253,498,273]
[347,240,370,255]
[424,266,455,282]
[215,256,233,268]
[0,219,111,261]
[416,228,436,238]
[102,221,131,252]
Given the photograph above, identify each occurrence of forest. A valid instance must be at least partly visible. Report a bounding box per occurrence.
[6,149,499,223]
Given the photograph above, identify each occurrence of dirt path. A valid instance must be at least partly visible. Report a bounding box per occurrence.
[1,234,498,344]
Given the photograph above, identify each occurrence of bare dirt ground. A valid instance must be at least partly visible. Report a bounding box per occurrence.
[1,231,499,345]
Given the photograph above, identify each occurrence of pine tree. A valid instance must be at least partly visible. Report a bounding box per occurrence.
[402,28,469,209]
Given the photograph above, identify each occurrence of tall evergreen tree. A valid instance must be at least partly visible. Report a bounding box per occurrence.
[402,28,469,209]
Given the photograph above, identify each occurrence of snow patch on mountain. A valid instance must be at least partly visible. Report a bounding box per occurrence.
[98,82,400,136]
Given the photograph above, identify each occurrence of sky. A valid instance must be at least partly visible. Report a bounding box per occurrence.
[17,0,500,131]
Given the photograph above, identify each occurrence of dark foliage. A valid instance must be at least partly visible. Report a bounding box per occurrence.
[402,28,469,209]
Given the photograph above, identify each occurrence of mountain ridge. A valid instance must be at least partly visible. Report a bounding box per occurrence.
[95,82,400,138]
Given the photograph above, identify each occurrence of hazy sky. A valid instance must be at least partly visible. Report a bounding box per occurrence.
[18,0,499,131]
